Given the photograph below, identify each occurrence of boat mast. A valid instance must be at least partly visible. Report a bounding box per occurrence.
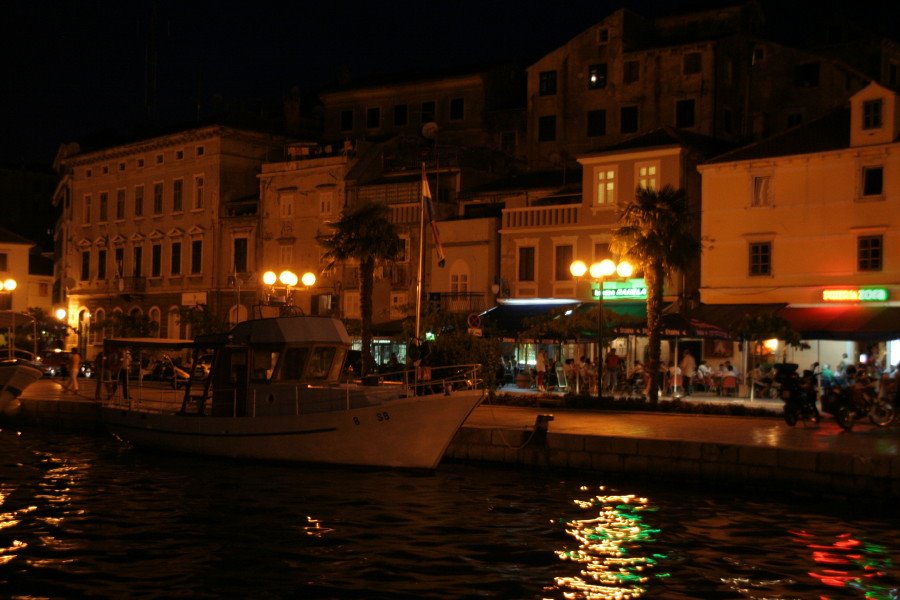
[414,162,427,345]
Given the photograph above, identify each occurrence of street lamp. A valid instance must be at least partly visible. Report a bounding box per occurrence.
[570,259,633,400]
[261,270,316,313]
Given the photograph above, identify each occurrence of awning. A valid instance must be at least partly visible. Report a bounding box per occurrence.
[614,312,729,339]
[778,305,900,341]
[479,300,579,339]
[689,304,787,332]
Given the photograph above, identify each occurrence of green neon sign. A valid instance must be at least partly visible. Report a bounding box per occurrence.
[592,278,647,300]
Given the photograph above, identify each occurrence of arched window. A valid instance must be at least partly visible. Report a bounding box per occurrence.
[167,307,181,339]
[148,307,161,337]
[94,308,106,344]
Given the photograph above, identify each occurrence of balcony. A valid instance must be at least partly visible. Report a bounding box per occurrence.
[502,205,580,229]
[428,292,488,314]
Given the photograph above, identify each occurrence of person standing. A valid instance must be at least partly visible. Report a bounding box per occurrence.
[62,348,80,394]
[604,348,622,393]
[535,349,547,392]
[680,349,697,396]
[119,349,132,399]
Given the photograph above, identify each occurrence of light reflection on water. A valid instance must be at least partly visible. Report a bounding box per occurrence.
[1,426,898,599]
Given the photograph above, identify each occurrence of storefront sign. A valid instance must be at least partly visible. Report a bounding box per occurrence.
[593,278,647,300]
[821,287,889,302]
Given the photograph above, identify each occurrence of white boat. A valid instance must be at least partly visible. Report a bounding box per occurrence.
[0,358,45,416]
[101,315,485,469]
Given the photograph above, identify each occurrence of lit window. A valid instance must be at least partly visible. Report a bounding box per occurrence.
[637,164,657,191]
[597,169,616,206]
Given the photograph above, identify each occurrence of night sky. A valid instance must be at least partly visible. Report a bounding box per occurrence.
[3,0,899,169]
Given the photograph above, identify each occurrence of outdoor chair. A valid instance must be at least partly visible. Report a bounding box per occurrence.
[721,375,738,397]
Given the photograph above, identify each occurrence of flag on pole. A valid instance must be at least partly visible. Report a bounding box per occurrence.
[422,171,446,268]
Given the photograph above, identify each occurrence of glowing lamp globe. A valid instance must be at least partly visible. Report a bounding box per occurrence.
[262,271,277,286]
[279,270,298,287]
[301,272,316,287]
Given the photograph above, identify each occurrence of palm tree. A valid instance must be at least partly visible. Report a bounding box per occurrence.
[317,201,403,376]
[612,185,701,404]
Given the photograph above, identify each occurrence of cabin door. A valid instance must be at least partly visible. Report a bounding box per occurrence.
[211,347,249,417]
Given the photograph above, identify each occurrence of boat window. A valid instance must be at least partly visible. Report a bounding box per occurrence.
[305,346,336,380]
[279,347,309,381]
[251,349,280,382]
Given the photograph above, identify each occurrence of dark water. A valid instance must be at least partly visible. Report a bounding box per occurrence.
[0,427,898,600]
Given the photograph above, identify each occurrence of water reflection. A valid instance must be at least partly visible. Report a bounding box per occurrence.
[552,485,668,599]
[791,529,896,599]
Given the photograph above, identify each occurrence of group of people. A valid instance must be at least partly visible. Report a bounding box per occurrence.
[93,348,133,400]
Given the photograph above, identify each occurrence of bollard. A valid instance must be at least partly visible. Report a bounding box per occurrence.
[532,413,554,445]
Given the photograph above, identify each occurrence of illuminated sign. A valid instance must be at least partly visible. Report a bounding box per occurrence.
[821,288,889,302]
[592,278,647,300]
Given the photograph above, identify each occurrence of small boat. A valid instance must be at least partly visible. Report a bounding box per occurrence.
[0,358,45,416]
[101,315,485,469]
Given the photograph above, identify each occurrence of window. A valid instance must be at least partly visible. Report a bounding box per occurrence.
[598,28,609,43]
[114,248,124,277]
[175,150,184,160]
[858,235,883,271]
[450,272,469,293]
[675,99,695,128]
[538,115,556,142]
[636,163,657,191]
[588,63,607,89]
[151,244,162,277]
[196,145,205,156]
[0,253,6,270]
[191,240,202,274]
[683,52,702,75]
[596,169,616,206]
[518,247,535,282]
[863,99,883,129]
[279,244,293,265]
[134,185,144,217]
[794,63,820,87]
[587,110,607,137]
[153,183,163,214]
[749,242,771,276]
[173,179,183,212]
[280,193,293,218]
[102,165,109,175]
[170,242,182,276]
[752,175,772,207]
[344,291,361,319]
[366,107,380,129]
[421,101,436,123]
[393,104,408,126]
[98,249,107,280]
[99,192,108,222]
[752,46,766,64]
[194,176,204,209]
[539,71,557,96]
[133,246,143,278]
[449,97,464,121]
[554,245,573,280]
[318,190,334,215]
[624,60,640,83]
[116,189,125,220]
[340,110,353,131]
[620,106,638,133]
[118,162,125,171]
[86,168,92,178]
[233,237,248,274]
[137,158,144,168]
[83,194,92,224]
[155,154,163,164]
[81,251,90,281]
[862,166,884,197]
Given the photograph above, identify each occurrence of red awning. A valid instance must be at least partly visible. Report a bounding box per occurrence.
[778,305,900,341]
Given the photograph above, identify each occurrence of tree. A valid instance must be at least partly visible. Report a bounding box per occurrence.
[731,313,809,362]
[612,185,701,404]
[317,201,403,376]
[96,311,156,338]
[177,305,230,337]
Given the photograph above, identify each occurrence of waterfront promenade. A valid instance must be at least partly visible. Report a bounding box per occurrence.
[8,378,900,499]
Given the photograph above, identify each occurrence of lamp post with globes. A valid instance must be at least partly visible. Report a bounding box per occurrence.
[261,270,316,315]
[569,258,633,400]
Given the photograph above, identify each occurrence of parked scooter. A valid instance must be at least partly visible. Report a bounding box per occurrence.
[821,366,895,432]
[774,363,820,426]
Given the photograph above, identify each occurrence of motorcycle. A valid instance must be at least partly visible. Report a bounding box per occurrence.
[821,366,895,432]
[774,363,820,426]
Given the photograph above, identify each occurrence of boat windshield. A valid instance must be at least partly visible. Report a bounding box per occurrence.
[305,346,336,380]
[251,348,280,382]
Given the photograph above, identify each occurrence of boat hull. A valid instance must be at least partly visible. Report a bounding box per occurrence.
[102,389,483,470]
[0,361,45,416]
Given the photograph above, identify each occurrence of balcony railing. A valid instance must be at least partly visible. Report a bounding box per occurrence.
[428,292,488,314]
[502,205,580,229]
